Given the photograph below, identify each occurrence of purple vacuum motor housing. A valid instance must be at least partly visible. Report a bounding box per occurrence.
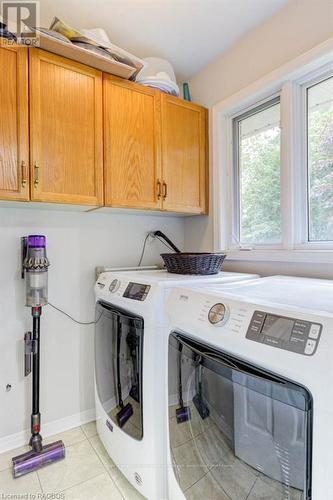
[23,234,49,307]
[28,235,46,248]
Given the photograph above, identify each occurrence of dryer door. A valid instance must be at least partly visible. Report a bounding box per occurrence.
[95,301,144,440]
[168,332,312,499]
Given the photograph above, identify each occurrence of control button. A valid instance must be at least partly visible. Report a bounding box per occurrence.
[249,325,260,333]
[208,303,227,325]
[309,324,321,340]
[304,339,317,355]
[294,320,309,330]
[291,328,307,337]
[264,337,281,348]
[290,335,306,345]
[109,279,120,293]
[252,311,266,322]
[97,282,105,289]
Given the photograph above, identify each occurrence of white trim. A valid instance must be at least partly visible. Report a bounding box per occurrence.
[226,249,333,264]
[213,37,333,117]
[213,36,333,261]
[0,407,95,454]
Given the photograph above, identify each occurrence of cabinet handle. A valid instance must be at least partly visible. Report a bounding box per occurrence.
[157,180,162,200]
[33,162,39,187]
[162,181,168,200]
[21,161,27,187]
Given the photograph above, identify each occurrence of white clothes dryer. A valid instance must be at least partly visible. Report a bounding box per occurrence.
[94,269,258,499]
[166,275,333,500]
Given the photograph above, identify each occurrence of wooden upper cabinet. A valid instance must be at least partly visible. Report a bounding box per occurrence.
[0,45,208,213]
[0,45,29,201]
[103,75,162,209]
[161,95,208,214]
[29,49,103,205]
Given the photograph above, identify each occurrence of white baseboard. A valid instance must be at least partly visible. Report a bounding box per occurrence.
[0,408,96,454]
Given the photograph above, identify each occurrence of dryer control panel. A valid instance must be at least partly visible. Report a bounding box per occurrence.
[246,310,322,356]
[123,282,151,301]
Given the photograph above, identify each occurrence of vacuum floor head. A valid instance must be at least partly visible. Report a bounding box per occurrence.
[176,405,191,424]
[116,403,133,427]
[193,394,210,420]
[12,440,65,478]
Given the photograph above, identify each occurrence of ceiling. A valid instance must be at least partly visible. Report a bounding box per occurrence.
[38,0,288,81]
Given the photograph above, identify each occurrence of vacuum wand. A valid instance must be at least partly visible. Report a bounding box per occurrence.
[13,235,65,478]
[116,316,133,428]
[31,308,42,452]
[176,342,191,424]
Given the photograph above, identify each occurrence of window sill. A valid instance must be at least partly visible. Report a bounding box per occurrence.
[225,249,333,264]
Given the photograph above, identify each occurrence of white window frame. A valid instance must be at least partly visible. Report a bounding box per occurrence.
[212,37,333,263]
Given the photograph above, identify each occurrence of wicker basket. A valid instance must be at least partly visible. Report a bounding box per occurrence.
[161,252,226,275]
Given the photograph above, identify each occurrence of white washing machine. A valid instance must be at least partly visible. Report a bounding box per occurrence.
[94,269,258,499]
[166,275,333,500]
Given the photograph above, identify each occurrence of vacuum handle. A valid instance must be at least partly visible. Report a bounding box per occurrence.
[153,230,181,253]
[24,332,32,376]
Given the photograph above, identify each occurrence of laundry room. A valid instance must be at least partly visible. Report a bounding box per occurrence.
[0,0,332,499]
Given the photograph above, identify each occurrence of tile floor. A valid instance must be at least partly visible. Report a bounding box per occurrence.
[0,421,145,500]
[0,410,305,500]
[169,402,304,500]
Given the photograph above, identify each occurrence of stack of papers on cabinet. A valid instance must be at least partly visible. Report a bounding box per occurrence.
[31,18,146,80]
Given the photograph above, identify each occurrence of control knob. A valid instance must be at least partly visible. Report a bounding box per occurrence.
[109,279,120,293]
[208,303,228,326]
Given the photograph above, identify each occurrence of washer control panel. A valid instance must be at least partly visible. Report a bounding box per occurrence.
[208,303,229,326]
[246,310,322,356]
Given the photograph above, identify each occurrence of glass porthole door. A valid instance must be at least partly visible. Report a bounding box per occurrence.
[168,333,312,499]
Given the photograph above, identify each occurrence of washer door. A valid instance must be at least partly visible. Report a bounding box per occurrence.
[95,301,144,440]
[168,332,312,499]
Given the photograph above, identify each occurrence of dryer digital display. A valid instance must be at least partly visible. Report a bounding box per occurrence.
[261,314,294,339]
[123,282,151,301]
[246,310,322,356]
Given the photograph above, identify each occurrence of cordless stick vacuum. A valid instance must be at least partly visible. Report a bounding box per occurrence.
[12,236,65,478]
[176,342,191,424]
[126,328,140,403]
[192,355,210,420]
[116,316,133,427]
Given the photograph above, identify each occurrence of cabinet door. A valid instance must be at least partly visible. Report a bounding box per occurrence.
[104,76,162,209]
[29,49,103,205]
[0,45,29,200]
[161,95,208,214]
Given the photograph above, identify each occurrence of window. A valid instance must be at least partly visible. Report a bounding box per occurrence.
[234,99,282,246]
[213,41,333,261]
[307,76,333,242]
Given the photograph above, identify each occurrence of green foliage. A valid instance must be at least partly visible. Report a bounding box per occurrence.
[240,127,281,245]
[308,105,333,241]
[239,102,333,244]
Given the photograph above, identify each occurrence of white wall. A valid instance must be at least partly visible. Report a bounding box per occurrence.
[185,0,333,279]
[0,206,184,447]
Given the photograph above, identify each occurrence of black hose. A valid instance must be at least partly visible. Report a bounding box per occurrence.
[153,231,181,253]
